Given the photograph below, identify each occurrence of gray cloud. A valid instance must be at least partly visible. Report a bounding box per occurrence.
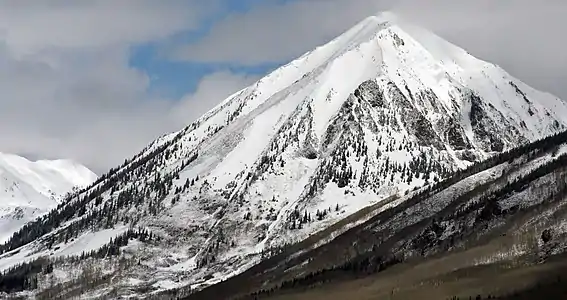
[0,0,217,53]
[173,0,567,99]
[0,42,256,173]
[171,0,385,65]
[0,1,252,173]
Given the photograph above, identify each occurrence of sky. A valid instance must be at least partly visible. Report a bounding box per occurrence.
[0,0,566,174]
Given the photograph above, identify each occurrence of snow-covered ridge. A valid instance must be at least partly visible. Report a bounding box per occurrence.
[1,12,567,298]
[0,153,97,243]
[0,153,96,199]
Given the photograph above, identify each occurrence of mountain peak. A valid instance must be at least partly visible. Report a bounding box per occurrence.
[1,14,567,298]
[0,152,97,190]
[0,152,97,243]
[365,11,400,24]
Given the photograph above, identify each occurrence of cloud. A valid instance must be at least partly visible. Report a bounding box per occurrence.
[172,0,567,99]
[0,42,255,173]
[171,0,385,65]
[0,0,218,54]
[0,1,239,173]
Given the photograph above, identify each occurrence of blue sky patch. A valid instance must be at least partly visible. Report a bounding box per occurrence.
[128,0,294,100]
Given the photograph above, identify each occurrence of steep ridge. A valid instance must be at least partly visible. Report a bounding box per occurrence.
[1,13,566,299]
[0,153,97,243]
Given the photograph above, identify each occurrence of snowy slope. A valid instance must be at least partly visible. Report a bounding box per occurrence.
[1,12,567,299]
[0,153,97,243]
[190,128,567,300]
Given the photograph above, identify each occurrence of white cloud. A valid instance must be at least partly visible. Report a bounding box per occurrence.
[0,0,218,55]
[0,43,256,173]
[0,1,239,173]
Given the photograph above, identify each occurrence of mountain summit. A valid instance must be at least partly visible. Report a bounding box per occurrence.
[1,13,566,298]
[0,153,97,243]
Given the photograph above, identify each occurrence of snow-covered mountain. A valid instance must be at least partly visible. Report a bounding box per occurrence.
[1,12,567,299]
[191,123,567,300]
[0,153,97,243]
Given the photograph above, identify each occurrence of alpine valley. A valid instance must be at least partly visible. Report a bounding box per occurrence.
[2,13,567,299]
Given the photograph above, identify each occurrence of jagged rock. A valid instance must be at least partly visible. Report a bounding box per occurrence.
[443,117,472,150]
[354,80,385,108]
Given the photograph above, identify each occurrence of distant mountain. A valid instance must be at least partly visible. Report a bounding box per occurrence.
[0,153,97,243]
[1,12,567,299]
